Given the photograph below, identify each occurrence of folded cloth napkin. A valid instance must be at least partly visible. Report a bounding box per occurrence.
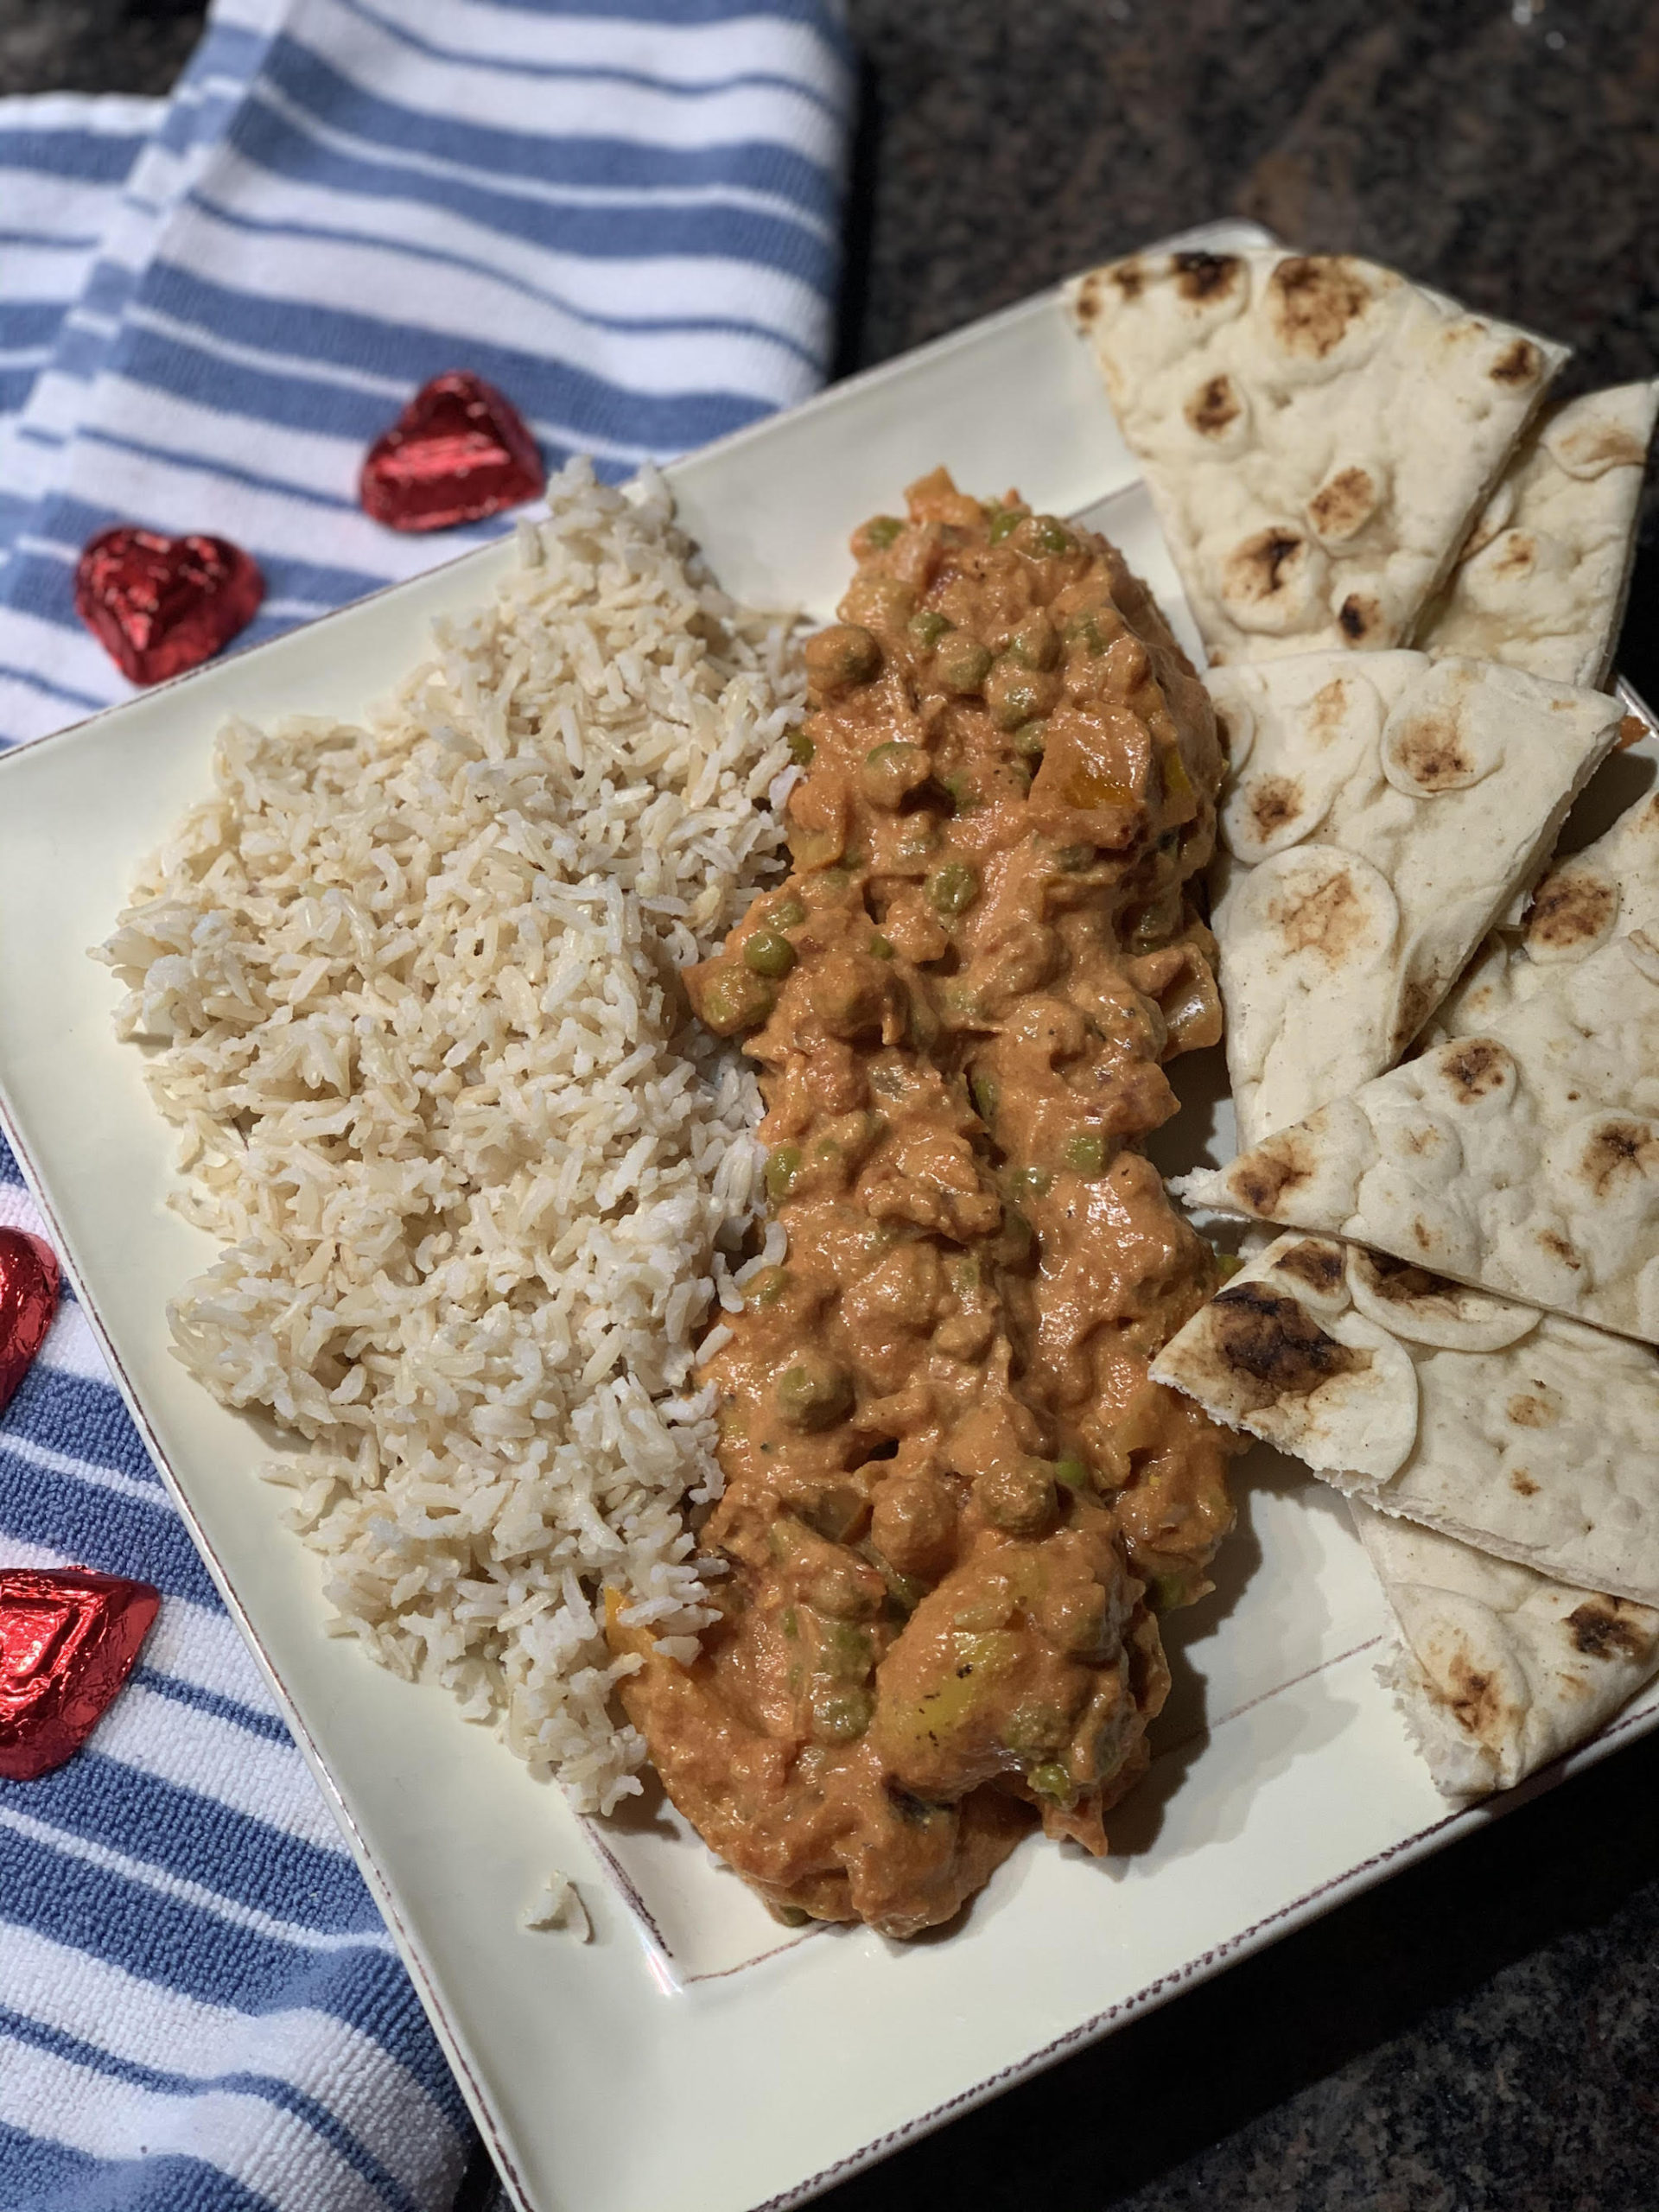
[0,5,851,2208]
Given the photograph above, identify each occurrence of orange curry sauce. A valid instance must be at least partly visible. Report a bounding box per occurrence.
[610,471,1241,1936]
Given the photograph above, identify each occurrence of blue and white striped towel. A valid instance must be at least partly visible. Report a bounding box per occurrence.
[0,4,851,2205]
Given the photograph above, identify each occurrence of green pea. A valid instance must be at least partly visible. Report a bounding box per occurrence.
[1028,1761,1074,1802]
[987,507,1027,543]
[1020,515,1074,556]
[881,1567,928,1618]
[926,861,981,917]
[697,965,775,1036]
[842,572,916,630]
[743,929,797,978]
[908,608,951,647]
[975,1461,1057,1534]
[1007,613,1060,671]
[1052,1457,1090,1493]
[939,772,976,816]
[969,1070,999,1124]
[748,1266,790,1307]
[1150,1569,1198,1613]
[772,895,806,927]
[1065,613,1109,656]
[905,982,941,1052]
[765,1143,801,1201]
[1056,842,1097,872]
[775,1355,853,1431]
[787,728,815,766]
[804,623,881,694]
[868,934,894,960]
[861,738,931,809]
[819,1618,875,1677]
[1014,717,1049,758]
[1064,1131,1107,1175]
[806,1484,868,1544]
[1012,1165,1052,1198]
[810,1686,874,1745]
[988,670,1047,732]
[935,634,994,694]
[862,515,904,549]
[1005,1702,1067,1756]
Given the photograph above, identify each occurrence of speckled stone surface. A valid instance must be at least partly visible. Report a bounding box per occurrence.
[6,6,1658,2209]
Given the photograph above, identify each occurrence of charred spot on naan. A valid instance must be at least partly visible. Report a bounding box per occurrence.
[1486,531,1539,582]
[1172,251,1243,303]
[1301,675,1358,745]
[1537,1228,1586,1273]
[1351,1249,1458,1306]
[1565,1600,1656,1665]
[1489,337,1545,387]
[1272,1239,1346,1299]
[1307,466,1382,543]
[1243,772,1305,844]
[1553,417,1649,473]
[1266,256,1375,359]
[1576,1118,1659,1197]
[1203,1283,1367,1409]
[1337,591,1387,645]
[1392,970,1440,1048]
[1185,373,1242,439]
[1223,526,1314,607]
[1525,867,1619,954]
[1387,710,1478,792]
[1442,1651,1513,1741]
[1438,1038,1516,1106]
[1229,1131,1317,1216]
[1266,862,1382,964]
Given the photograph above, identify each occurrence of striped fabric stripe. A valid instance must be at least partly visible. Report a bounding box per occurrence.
[0,3,850,2207]
[0,96,164,554]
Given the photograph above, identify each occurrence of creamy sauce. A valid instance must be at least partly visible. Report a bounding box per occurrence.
[610,472,1241,1937]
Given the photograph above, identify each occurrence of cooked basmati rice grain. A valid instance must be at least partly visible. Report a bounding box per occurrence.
[96,458,802,1814]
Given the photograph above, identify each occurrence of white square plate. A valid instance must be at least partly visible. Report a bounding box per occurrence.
[3,216,1656,2212]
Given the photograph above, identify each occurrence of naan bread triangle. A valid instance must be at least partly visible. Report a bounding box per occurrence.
[1151,1231,1659,1605]
[1430,781,1659,1044]
[1176,829,1659,1340]
[1065,247,1568,665]
[1417,381,1659,688]
[1150,1234,1659,1795]
[1207,651,1621,1147]
[1351,1501,1659,1800]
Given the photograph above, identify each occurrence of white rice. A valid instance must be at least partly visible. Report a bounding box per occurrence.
[96,459,801,1812]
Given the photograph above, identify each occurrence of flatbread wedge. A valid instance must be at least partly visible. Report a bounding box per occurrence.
[1066,248,1568,664]
[1431,783,1659,1044]
[1149,1230,1659,1606]
[1418,381,1659,688]
[1351,1501,1659,1800]
[1206,651,1621,1146]
[1175,853,1659,1339]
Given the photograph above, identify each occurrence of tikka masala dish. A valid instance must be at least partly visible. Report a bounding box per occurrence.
[609,471,1241,1937]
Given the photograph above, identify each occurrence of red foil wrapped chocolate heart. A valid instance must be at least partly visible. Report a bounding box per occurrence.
[0,1567,160,1781]
[74,526,264,686]
[0,1228,59,1419]
[359,371,544,531]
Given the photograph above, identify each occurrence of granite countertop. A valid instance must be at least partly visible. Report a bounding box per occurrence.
[5,3,1657,2207]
